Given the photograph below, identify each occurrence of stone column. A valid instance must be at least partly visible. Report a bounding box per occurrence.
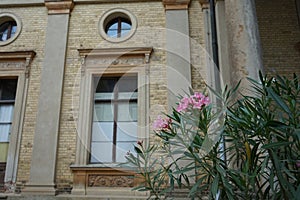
[23,0,73,195]
[163,0,191,110]
[225,0,263,88]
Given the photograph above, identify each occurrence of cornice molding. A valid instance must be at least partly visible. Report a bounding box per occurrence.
[0,51,36,61]
[78,47,153,63]
[199,0,209,9]
[162,0,191,10]
[0,51,36,77]
[74,0,160,3]
[0,0,44,7]
[45,0,74,15]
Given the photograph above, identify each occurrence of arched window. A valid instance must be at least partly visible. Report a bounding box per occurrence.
[105,17,132,38]
[99,9,137,43]
[0,21,17,41]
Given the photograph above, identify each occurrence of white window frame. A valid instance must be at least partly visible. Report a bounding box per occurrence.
[0,51,35,192]
[74,47,152,167]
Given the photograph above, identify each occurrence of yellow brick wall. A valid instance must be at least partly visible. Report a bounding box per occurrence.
[56,1,167,190]
[256,0,300,77]
[189,0,208,92]
[0,6,47,185]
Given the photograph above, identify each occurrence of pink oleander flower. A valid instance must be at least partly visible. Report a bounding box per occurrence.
[176,92,210,112]
[153,115,172,131]
[296,160,300,168]
[177,95,190,112]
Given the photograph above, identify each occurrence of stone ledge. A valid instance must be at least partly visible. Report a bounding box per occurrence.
[162,0,191,10]
[5,194,150,200]
[45,1,74,15]
[0,0,43,7]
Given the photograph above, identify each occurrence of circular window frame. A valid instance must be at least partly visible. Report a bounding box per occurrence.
[99,8,137,43]
[0,13,22,46]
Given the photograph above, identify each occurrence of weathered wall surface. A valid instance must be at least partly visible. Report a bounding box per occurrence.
[189,0,208,92]
[256,0,300,76]
[0,6,47,186]
[56,1,167,191]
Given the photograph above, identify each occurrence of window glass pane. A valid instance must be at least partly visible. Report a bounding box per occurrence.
[0,79,18,100]
[107,30,118,38]
[121,22,131,30]
[0,21,17,41]
[118,92,137,100]
[1,31,7,41]
[92,122,113,142]
[120,30,130,37]
[117,122,137,142]
[91,75,138,163]
[118,76,137,92]
[11,25,17,36]
[116,142,135,163]
[94,77,117,93]
[93,103,114,121]
[0,105,14,122]
[94,92,113,100]
[0,124,10,142]
[108,22,118,30]
[0,22,9,41]
[90,142,113,163]
[118,102,137,122]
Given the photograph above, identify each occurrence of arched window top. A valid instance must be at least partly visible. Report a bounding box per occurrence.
[105,17,132,38]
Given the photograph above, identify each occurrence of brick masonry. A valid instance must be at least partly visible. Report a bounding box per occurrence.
[0,0,299,194]
[56,1,168,191]
[256,0,300,77]
[0,5,47,187]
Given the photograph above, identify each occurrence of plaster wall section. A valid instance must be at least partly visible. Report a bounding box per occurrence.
[0,6,47,187]
[256,0,300,77]
[56,1,166,191]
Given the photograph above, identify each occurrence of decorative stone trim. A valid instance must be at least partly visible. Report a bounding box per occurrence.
[162,0,190,10]
[0,51,36,77]
[199,0,209,9]
[45,0,74,15]
[0,0,44,6]
[70,167,144,195]
[78,47,153,64]
[74,0,160,3]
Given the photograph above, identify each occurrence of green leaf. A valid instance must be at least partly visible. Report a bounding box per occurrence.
[262,141,292,149]
[211,175,219,199]
[267,87,292,115]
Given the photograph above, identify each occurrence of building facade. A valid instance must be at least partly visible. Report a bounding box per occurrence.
[0,0,299,198]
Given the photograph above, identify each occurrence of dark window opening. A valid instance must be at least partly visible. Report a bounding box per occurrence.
[0,78,18,192]
[0,21,17,42]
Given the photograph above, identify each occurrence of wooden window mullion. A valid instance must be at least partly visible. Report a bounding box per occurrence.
[112,84,118,162]
[117,18,122,38]
[6,24,12,40]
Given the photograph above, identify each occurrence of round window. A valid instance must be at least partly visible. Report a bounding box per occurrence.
[99,9,137,43]
[0,13,22,46]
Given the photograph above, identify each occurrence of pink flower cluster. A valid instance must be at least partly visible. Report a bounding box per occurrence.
[176,92,210,112]
[152,115,172,131]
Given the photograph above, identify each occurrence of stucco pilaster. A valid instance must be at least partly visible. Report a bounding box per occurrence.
[22,0,73,195]
[163,0,192,110]
[225,0,263,87]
